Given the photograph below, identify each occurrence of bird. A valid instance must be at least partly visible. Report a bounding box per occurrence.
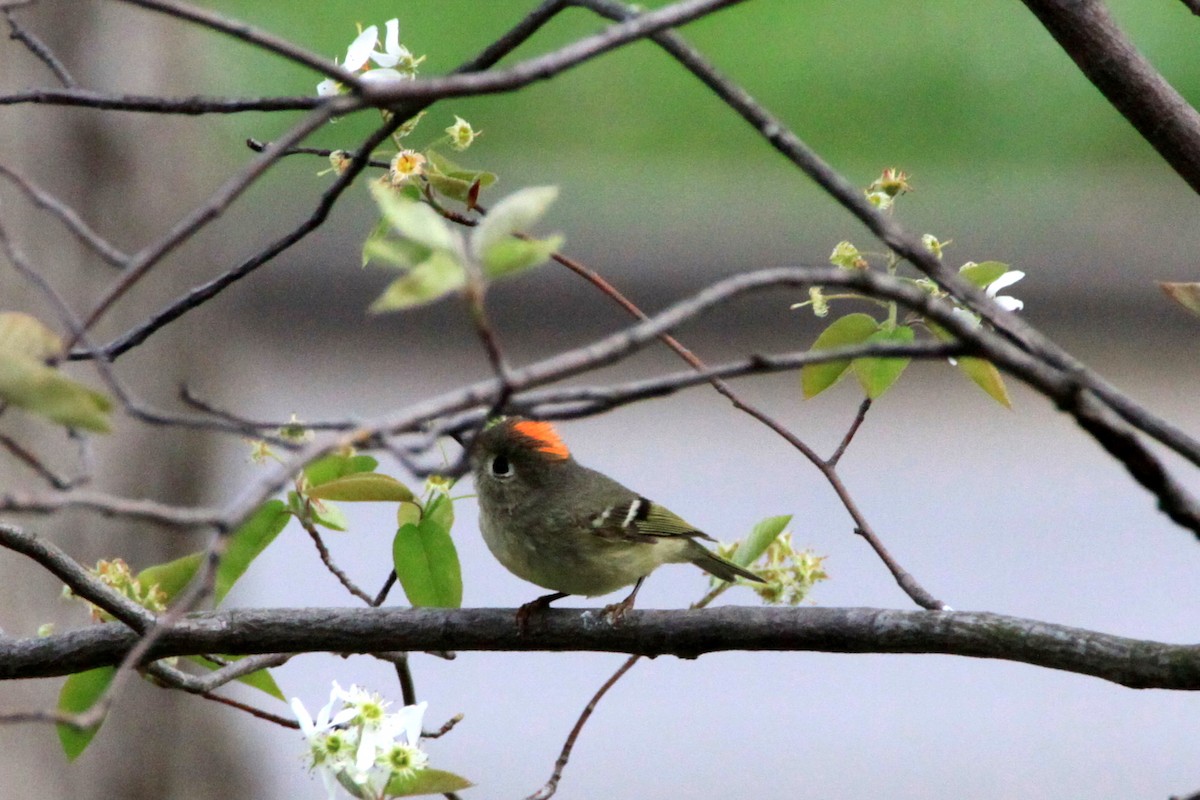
[470,416,763,624]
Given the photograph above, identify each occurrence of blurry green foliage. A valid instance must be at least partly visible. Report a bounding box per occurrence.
[202,0,1198,170]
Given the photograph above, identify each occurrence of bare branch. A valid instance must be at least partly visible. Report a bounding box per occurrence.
[1020,0,1200,195]
[3,5,75,87]
[570,0,1200,475]
[73,103,342,341]
[298,514,376,605]
[0,489,223,527]
[146,653,291,694]
[112,0,362,88]
[0,431,75,489]
[0,163,128,267]
[356,0,750,106]
[0,88,321,114]
[3,607,1199,690]
[0,523,155,630]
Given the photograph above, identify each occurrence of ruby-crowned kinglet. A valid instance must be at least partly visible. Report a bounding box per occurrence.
[471,417,763,620]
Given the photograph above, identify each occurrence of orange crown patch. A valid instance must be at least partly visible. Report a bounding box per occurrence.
[512,419,570,460]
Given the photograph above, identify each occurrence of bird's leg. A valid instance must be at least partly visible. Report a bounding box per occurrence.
[516,591,569,634]
[601,576,646,626]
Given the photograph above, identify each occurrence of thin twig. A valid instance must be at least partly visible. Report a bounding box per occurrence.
[112,0,361,87]
[3,6,75,87]
[0,163,128,266]
[244,138,391,169]
[0,523,155,631]
[76,0,575,362]
[198,691,299,728]
[422,713,464,740]
[828,398,872,468]
[72,103,341,342]
[526,565,733,799]
[0,432,73,489]
[147,653,290,694]
[526,655,640,800]
[299,515,376,605]
[0,88,322,113]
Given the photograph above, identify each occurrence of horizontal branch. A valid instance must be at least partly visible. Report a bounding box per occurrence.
[2,606,1197,690]
[0,88,321,114]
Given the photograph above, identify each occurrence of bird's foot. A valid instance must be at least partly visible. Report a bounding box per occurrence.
[600,596,635,626]
[599,576,646,626]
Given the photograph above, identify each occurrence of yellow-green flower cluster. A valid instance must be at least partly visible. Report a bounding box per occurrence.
[65,558,167,621]
[714,534,828,606]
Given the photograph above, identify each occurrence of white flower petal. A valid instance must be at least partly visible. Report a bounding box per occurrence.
[291,697,316,736]
[994,295,1024,311]
[396,701,427,746]
[315,79,340,97]
[344,25,379,71]
[986,270,1024,295]
[369,18,402,66]
[360,67,409,86]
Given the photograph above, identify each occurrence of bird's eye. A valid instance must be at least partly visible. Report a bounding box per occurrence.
[489,454,513,479]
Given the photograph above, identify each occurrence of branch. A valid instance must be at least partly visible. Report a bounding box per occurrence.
[0,163,128,267]
[75,1,570,361]
[3,5,75,87]
[3,607,1198,690]
[73,103,343,339]
[0,489,223,527]
[112,0,361,87]
[570,0,1200,476]
[0,88,322,114]
[1020,0,1200,195]
[0,524,155,631]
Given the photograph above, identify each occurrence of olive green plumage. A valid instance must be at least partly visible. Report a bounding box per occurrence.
[471,417,762,601]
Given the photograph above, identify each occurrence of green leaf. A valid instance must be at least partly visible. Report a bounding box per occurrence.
[361,216,392,268]
[801,312,879,398]
[215,499,290,604]
[137,552,203,602]
[958,261,1010,289]
[0,351,113,432]
[481,234,564,279]
[0,311,64,360]
[369,251,466,312]
[471,186,559,263]
[291,490,349,532]
[424,493,455,532]
[385,768,474,797]
[364,232,432,271]
[393,509,462,608]
[308,473,415,502]
[425,150,497,203]
[1160,282,1200,319]
[138,500,289,607]
[731,515,792,568]
[304,454,379,487]
[853,325,914,399]
[57,666,115,760]
[312,502,349,532]
[369,183,457,252]
[190,655,285,701]
[956,356,1012,408]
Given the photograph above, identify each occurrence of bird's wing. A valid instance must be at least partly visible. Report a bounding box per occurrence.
[587,496,714,544]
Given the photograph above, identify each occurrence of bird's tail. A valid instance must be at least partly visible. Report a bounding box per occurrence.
[687,543,765,584]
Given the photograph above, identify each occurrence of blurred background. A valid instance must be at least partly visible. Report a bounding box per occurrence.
[2,0,1200,798]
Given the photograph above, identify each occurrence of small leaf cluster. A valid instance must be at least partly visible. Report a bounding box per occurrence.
[0,312,112,432]
[718,515,829,606]
[364,183,562,312]
[797,170,1023,407]
[57,500,291,759]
